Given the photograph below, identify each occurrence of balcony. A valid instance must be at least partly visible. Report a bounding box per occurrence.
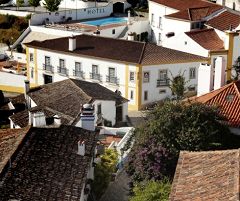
[106,75,119,85]
[73,70,85,79]
[157,79,169,87]
[90,72,102,82]
[57,66,69,76]
[43,64,54,73]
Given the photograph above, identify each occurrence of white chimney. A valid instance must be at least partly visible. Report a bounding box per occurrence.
[197,63,213,96]
[79,104,95,131]
[54,114,61,126]
[128,32,134,41]
[127,10,131,25]
[69,35,76,51]
[214,56,226,90]
[77,140,85,156]
[33,112,46,127]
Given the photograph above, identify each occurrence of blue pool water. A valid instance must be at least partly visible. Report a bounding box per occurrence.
[81,17,127,26]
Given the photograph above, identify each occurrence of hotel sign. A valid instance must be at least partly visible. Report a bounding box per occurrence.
[87,8,105,15]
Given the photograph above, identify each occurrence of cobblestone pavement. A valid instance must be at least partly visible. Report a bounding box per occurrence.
[99,170,131,201]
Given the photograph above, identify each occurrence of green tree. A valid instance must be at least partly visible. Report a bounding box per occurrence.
[130,179,171,201]
[92,149,118,199]
[126,101,237,182]
[16,0,24,10]
[43,0,62,12]
[169,72,188,100]
[0,0,10,5]
[28,0,41,11]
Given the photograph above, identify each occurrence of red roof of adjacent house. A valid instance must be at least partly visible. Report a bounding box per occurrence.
[206,10,240,31]
[170,149,240,201]
[150,0,222,11]
[185,28,224,51]
[189,80,240,127]
[166,6,222,21]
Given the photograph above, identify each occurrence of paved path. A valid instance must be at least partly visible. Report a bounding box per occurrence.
[99,170,131,201]
[127,110,147,127]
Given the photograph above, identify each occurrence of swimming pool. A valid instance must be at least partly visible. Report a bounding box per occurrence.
[81,17,127,26]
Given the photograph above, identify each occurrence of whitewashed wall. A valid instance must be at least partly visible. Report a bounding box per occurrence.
[0,71,26,90]
[33,47,127,95]
[93,100,116,125]
[141,62,202,104]
[5,51,27,64]
[163,32,209,57]
[0,9,32,17]
[30,3,113,25]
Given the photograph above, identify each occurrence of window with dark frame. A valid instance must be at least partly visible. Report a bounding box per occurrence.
[92,65,98,74]
[97,104,102,115]
[130,90,134,100]
[189,68,196,79]
[143,72,150,83]
[130,72,135,82]
[144,91,148,101]
[45,56,50,65]
[75,62,81,71]
[30,53,34,62]
[59,59,65,68]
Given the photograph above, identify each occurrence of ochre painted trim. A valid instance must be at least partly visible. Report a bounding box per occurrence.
[128,104,139,111]
[125,64,129,99]
[26,47,30,80]
[34,48,38,85]
[226,33,234,81]
[0,85,24,93]
[209,50,228,55]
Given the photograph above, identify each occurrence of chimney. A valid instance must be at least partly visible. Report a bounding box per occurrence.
[197,63,213,96]
[127,10,131,25]
[79,103,95,131]
[214,56,226,90]
[69,35,76,51]
[128,32,134,41]
[54,114,61,126]
[32,112,46,127]
[77,140,85,156]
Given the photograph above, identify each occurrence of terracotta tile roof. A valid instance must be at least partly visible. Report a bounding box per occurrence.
[206,10,240,31]
[185,29,224,51]
[166,6,222,21]
[0,125,97,200]
[9,79,127,127]
[25,34,207,65]
[0,127,30,173]
[150,0,222,11]
[141,43,207,65]
[170,149,240,201]
[189,80,240,127]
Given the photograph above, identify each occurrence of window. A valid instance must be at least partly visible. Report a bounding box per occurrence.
[158,17,162,29]
[109,67,115,77]
[112,29,115,34]
[45,56,50,65]
[151,13,155,26]
[226,94,235,102]
[151,29,154,41]
[188,86,196,91]
[143,72,150,83]
[144,91,148,101]
[92,65,98,74]
[59,59,65,68]
[130,90,134,100]
[184,41,187,45]
[31,68,34,78]
[97,104,102,115]
[129,72,135,82]
[75,62,81,71]
[30,53,34,62]
[189,68,196,79]
[158,33,162,46]
[159,89,166,94]
[159,70,167,80]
